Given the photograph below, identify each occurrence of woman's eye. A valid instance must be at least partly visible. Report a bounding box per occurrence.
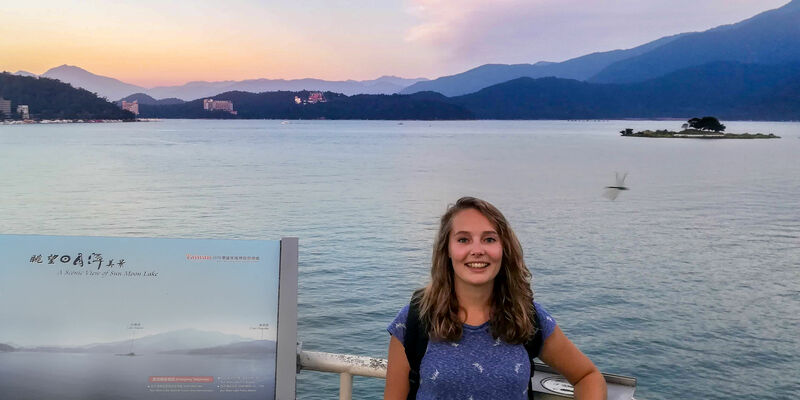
[485,237,497,243]
[457,238,468,243]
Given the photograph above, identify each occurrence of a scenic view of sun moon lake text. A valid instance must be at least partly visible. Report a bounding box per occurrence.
[2,1,799,400]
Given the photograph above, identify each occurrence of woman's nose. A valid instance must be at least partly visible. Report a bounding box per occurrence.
[470,245,485,256]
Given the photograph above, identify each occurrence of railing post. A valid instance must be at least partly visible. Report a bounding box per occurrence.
[339,372,353,400]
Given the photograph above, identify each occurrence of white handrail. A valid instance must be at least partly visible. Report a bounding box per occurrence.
[299,350,388,378]
[297,349,637,400]
[298,350,387,400]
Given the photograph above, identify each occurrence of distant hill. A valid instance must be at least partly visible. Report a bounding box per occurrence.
[145,75,428,100]
[402,1,800,95]
[452,77,616,119]
[42,65,145,101]
[0,343,15,352]
[136,62,800,120]
[85,328,248,354]
[32,65,427,101]
[590,0,800,83]
[399,34,688,96]
[138,90,474,120]
[118,93,184,105]
[0,73,135,120]
[163,340,276,356]
[13,70,37,77]
[22,329,251,354]
[451,62,800,120]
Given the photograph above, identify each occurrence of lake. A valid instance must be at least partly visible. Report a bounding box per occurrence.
[1,119,798,399]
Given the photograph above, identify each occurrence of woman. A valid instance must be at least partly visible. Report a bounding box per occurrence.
[385,197,606,400]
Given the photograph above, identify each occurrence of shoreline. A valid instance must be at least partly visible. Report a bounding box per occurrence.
[1,118,159,125]
[2,118,797,125]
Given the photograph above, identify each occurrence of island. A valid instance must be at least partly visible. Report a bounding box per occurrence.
[620,117,780,139]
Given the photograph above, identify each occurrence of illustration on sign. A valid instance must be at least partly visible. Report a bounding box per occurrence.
[0,234,282,400]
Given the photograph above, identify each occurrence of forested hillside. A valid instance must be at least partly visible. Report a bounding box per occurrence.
[0,73,134,120]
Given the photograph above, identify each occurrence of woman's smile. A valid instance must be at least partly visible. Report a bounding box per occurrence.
[465,262,490,269]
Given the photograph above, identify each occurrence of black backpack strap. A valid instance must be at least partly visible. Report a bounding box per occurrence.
[404,290,428,400]
[523,303,544,400]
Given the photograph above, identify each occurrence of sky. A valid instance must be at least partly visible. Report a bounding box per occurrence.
[0,0,791,87]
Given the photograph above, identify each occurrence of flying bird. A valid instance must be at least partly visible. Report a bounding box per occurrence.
[603,172,629,201]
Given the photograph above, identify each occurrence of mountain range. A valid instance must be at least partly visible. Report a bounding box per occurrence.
[118,93,185,106]
[5,0,800,120]
[130,61,800,121]
[589,0,800,83]
[137,90,474,120]
[163,340,276,356]
[448,62,800,120]
[398,34,689,96]
[402,0,800,95]
[15,328,260,354]
[20,65,427,101]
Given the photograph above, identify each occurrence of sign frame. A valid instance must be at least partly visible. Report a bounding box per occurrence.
[276,237,298,400]
[0,234,300,400]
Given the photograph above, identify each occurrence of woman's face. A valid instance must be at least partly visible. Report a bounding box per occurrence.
[448,208,503,291]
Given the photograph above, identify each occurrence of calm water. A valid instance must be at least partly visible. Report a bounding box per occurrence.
[1,120,798,399]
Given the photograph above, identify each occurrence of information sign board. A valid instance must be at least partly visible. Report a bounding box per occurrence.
[0,234,298,400]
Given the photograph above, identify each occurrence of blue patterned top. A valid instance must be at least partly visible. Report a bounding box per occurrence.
[388,302,556,400]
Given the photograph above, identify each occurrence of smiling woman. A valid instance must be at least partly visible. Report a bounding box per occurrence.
[384,197,607,400]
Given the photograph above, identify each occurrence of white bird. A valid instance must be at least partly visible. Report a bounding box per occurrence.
[603,172,629,200]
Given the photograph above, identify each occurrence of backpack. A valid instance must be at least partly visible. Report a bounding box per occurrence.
[403,292,543,400]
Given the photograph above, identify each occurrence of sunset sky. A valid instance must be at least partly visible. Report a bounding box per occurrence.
[0,0,790,87]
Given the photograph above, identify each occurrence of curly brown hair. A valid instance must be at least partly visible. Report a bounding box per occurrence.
[417,196,536,344]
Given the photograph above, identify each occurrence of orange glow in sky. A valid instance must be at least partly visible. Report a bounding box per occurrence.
[0,1,432,86]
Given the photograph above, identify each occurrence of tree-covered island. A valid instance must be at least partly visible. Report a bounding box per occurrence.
[620,117,780,139]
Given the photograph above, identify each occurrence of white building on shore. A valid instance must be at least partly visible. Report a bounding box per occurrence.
[0,97,11,118]
[16,105,30,120]
[203,99,236,114]
[121,100,139,115]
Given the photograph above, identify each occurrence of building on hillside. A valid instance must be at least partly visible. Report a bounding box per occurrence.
[121,100,139,115]
[294,96,302,104]
[203,99,236,114]
[0,97,11,118]
[308,92,326,104]
[16,105,30,120]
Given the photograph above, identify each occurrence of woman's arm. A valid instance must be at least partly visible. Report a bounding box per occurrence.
[384,335,411,400]
[538,325,607,400]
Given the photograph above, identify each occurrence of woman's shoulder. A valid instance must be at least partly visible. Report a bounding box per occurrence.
[395,303,411,321]
[533,301,557,340]
[387,304,411,342]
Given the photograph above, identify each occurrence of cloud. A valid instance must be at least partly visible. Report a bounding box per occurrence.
[404,0,790,65]
[405,0,541,47]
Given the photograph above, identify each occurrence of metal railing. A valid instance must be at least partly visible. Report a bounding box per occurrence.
[297,349,637,400]
[298,350,387,400]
